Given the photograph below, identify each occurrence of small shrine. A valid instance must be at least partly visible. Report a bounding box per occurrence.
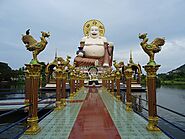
[127,51,142,85]
[45,54,64,84]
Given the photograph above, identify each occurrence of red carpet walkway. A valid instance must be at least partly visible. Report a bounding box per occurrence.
[69,87,121,139]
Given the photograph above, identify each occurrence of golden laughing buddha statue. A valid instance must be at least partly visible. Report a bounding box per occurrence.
[74,19,114,67]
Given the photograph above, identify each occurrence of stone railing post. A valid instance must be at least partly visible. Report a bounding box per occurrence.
[24,69,30,105]
[70,71,75,99]
[45,72,49,84]
[76,74,79,92]
[139,33,165,131]
[124,67,133,112]
[25,64,41,134]
[107,75,111,92]
[111,73,115,95]
[79,74,83,88]
[115,70,121,100]
[82,74,85,87]
[61,71,67,106]
[55,66,63,110]
[39,76,42,88]
[22,29,50,135]
[102,75,105,87]
[105,75,108,89]
[144,65,160,131]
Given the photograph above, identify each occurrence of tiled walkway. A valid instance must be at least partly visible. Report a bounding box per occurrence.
[21,88,87,139]
[21,87,169,139]
[69,87,120,139]
[99,88,169,139]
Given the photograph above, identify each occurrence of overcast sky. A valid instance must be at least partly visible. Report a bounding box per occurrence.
[0,0,185,73]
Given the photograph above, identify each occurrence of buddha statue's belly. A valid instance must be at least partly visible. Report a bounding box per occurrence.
[83,45,105,58]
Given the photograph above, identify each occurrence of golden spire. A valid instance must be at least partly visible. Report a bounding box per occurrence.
[55,48,57,59]
[129,49,134,64]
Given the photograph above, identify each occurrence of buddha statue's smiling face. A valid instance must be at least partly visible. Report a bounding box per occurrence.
[89,26,99,39]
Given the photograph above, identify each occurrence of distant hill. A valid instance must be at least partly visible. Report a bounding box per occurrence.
[168,64,185,74]
[158,64,185,84]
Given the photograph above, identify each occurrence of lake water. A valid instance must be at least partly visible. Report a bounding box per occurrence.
[157,86,185,139]
[157,86,185,115]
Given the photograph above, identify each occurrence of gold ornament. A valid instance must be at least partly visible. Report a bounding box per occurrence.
[139,33,165,66]
[126,102,132,112]
[83,19,105,37]
[144,65,160,78]
[22,29,50,64]
[147,116,160,131]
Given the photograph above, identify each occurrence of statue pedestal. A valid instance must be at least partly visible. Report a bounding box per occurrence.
[89,80,99,86]
[144,64,160,131]
[24,64,41,135]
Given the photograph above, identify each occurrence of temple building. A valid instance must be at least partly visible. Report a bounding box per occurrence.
[127,50,142,85]
[45,54,64,84]
[44,19,142,88]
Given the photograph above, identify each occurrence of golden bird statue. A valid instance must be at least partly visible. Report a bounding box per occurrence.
[22,29,50,64]
[139,33,165,65]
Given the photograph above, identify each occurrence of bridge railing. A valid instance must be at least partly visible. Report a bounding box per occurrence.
[130,94,185,139]
[0,94,56,139]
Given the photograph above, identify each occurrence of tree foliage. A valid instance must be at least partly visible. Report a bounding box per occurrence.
[0,62,12,81]
[158,64,185,83]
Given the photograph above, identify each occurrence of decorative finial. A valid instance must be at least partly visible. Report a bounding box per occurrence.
[22,29,50,64]
[129,49,134,64]
[55,48,57,59]
[139,33,165,65]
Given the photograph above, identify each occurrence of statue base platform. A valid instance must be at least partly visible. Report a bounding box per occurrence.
[76,66,111,74]
[89,80,99,86]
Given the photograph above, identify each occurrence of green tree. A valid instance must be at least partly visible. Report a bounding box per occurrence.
[0,62,12,81]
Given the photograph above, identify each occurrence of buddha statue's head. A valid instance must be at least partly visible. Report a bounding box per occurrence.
[89,26,99,39]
